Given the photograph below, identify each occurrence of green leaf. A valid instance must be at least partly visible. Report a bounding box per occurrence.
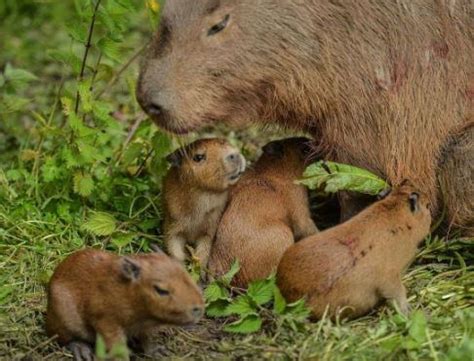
[73,172,94,197]
[0,94,31,113]
[151,132,173,156]
[285,298,311,319]
[220,260,240,286]
[4,63,38,84]
[122,142,143,166]
[42,158,62,182]
[273,286,287,315]
[48,50,83,74]
[226,295,255,317]
[95,334,107,359]
[299,161,389,195]
[206,299,232,318]
[83,212,117,236]
[247,275,276,306]
[111,232,135,248]
[223,314,262,334]
[204,282,229,303]
[408,311,427,345]
[97,38,122,63]
[78,80,93,113]
[66,20,88,43]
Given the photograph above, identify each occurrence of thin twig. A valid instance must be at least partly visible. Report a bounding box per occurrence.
[74,0,102,114]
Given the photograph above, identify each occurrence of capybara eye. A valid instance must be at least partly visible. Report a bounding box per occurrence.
[207,14,230,36]
[154,285,170,296]
[408,192,420,213]
[193,153,206,163]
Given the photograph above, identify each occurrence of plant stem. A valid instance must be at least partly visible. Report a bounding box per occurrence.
[74,0,102,114]
[97,43,147,99]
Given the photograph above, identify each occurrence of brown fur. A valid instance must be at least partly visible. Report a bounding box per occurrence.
[163,138,245,271]
[137,0,473,235]
[276,183,431,319]
[46,249,204,358]
[208,137,318,288]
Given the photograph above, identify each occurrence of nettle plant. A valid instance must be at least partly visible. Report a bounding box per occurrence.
[0,0,172,249]
[205,262,310,334]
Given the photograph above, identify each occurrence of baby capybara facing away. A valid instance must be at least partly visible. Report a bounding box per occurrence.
[277,182,431,319]
[137,0,473,235]
[209,137,318,288]
[163,138,245,272]
[46,249,204,360]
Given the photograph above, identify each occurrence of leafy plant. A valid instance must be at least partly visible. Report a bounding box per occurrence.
[204,261,310,334]
[299,160,389,195]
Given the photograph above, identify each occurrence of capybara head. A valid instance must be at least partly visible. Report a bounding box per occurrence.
[137,0,312,134]
[166,138,246,191]
[119,252,204,325]
[259,137,313,174]
[377,181,432,240]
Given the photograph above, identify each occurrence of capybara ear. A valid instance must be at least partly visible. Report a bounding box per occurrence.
[121,257,141,281]
[149,243,164,254]
[408,192,420,213]
[166,149,183,167]
[262,141,284,157]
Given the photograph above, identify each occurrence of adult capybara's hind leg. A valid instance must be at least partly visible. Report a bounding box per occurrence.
[438,123,474,236]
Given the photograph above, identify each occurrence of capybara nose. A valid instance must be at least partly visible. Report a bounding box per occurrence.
[191,305,204,320]
[226,153,241,165]
[147,102,164,117]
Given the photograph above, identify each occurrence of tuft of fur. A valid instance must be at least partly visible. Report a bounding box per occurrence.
[137,0,473,234]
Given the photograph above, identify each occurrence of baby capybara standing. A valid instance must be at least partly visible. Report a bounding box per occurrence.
[277,183,431,319]
[137,0,473,235]
[162,138,245,272]
[209,137,318,288]
[46,249,204,360]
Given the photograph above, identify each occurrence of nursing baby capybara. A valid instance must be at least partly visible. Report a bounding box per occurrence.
[208,137,318,288]
[277,182,431,319]
[46,249,204,360]
[162,138,245,273]
[137,0,473,236]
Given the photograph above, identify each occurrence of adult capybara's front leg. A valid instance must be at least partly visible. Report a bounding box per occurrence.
[437,123,474,236]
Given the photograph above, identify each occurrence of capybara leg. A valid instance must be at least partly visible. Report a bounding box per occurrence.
[196,235,212,279]
[338,191,374,222]
[166,235,187,262]
[438,124,474,236]
[135,326,167,358]
[379,277,410,315]
[68,341,95,361]
[291,211,319,240]
[95,322,127,358]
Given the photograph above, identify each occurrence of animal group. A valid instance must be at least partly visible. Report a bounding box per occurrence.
[46,137,431,360]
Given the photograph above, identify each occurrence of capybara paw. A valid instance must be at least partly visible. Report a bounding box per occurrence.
[68,341,95,361]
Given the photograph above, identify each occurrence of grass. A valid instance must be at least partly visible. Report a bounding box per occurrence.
[0,1,473,360]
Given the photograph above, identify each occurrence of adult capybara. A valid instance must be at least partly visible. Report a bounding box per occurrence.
[208,137,318,288]
[277,182,431,319]
[137,0,473,236]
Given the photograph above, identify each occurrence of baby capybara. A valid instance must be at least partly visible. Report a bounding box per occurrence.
[137,0,473,236]
[208,137,318,288]
[162,138,245,273]
[277,182,431,319]
[46,249,204,360]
